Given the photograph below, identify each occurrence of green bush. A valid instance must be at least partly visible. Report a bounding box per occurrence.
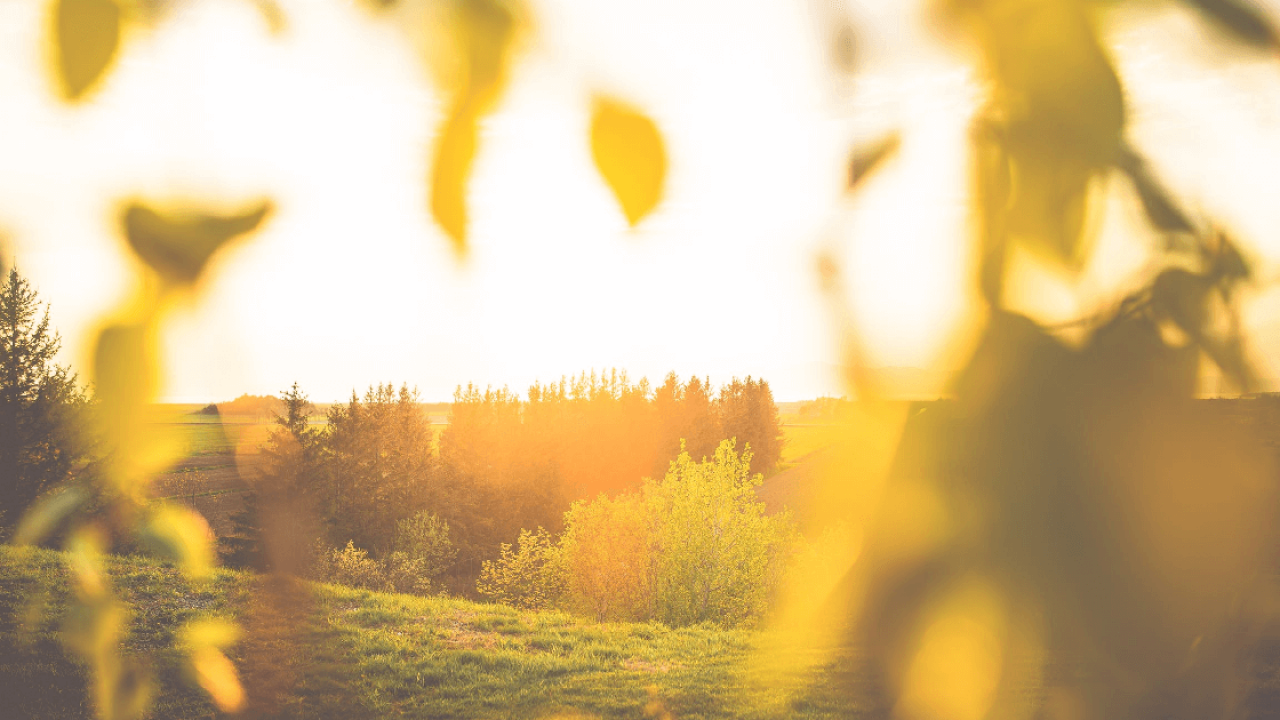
[313,541,434,595]
[475,528,564,610]
[392,511,457,592]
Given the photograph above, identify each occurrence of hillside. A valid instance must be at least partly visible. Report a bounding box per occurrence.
[0,546,863,720]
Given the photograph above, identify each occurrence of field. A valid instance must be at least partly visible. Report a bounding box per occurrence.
[0,545,866,720]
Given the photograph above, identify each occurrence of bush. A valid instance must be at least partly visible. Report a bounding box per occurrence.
[475,528,564,610]
[393,511,457,592]
[548,439,797,627]
[312,541,433,595]
[646,439,796,627]
[559,492,653,621]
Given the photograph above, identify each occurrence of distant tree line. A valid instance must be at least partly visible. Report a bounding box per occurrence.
[220,370,784,597]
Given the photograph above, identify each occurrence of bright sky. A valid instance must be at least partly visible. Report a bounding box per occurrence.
[1,0,1279,402]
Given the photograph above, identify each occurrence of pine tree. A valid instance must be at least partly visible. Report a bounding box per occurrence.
[0,267,90,536]
[221,382,318,570]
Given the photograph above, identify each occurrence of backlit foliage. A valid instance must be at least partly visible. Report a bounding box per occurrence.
[770,2,1280,719]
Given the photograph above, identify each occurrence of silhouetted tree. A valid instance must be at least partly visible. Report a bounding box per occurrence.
[0,268,91,537]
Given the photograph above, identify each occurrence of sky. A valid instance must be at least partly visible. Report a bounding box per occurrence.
[1,0,1279,403]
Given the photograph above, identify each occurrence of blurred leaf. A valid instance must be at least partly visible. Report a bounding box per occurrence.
[1004,132,1094,271]
[251,0,286,33]
[101,660,153,720]
[1116,147,1194,233]
[895,581,1006,720]
[430,104,479,254]
[1184,0,1280,49]
[178,618,241,651]
[590,96,667,226]
[121,200,273,285]
[1210,230,1251,282]
[456,0,519,107]
[13,485,89,546]
[1151,268,1212,340]
[189,648,245,712]
[140,504,214,579]
[833,23,857,73]
[66,525,109,600]
[847,132,901,190]
[52,0,121,102]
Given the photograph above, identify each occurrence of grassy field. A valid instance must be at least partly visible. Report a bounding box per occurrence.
[0,546,866,720]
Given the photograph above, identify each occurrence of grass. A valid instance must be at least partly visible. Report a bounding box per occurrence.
[0,545,865,719]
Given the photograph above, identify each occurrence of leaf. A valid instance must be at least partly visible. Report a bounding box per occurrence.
[1151,268,1212,339]
[457,0,519,108]
[590,96,667,226]
[847,132,901,190]
[121,200,273,285]
[179,619,245,712]
[1116,147,1194,233]
[13,486,90,546]
[189,648,245,713]
[1185,0,1280,50]
[52,0,121,102]
[178,618,241,650]
[251,0,286,34]
[429,104,479,254]
[140,504,214,579]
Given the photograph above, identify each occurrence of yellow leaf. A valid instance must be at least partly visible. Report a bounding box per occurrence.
[121,200,273,285]
[52,0,121,102]
[190,647,245,713]
[590,96,666,226]
[141,504,214,579]
[178,618,241,651]
[430,104,479,254]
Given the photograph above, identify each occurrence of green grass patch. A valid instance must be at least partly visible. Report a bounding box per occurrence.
[0,545,863,719]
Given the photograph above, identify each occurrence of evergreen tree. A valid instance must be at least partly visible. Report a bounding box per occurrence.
[0,268,90,537]
[221,382,319,570]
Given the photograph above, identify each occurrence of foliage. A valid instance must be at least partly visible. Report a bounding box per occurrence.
[779,2,1280,719]
[312,540,435,595]
[558,492,653,622]
[392,510,458,592]
[552,439,796,628]
[0,268,92,539]
[476,527,565,611]
[322,383,438,553]
[645,440,795,628]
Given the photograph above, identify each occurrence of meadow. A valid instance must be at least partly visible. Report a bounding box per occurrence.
[0,545,867,720]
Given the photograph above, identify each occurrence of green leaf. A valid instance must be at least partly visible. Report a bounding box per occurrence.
[1185,0,1279,50]
[590,96,667,226]
[847,133,901,190]
[121,200,273,285]
[52,0,121,102]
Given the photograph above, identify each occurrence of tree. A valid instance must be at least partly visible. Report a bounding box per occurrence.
[717,376,784,476]
[221,382,320,571]
[0,267,91,537]
[322,383,438,552]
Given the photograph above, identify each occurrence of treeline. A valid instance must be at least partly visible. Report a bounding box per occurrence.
[221,371,784,597]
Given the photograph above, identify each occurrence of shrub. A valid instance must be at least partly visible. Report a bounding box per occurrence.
[475,527,564,610]
[553,439,797,627]
[392,511,457,592]
[312,541,434,595]
[559,492,653,621]
[645,439,796,627]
